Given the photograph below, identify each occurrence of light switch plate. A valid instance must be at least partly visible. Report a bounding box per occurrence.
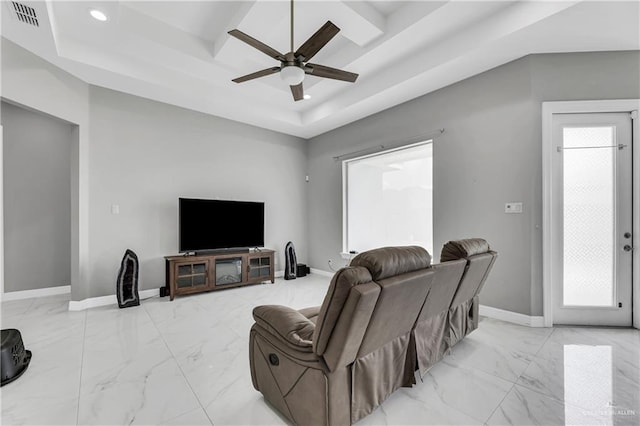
[505,202,523,214]
[111,204,120,215]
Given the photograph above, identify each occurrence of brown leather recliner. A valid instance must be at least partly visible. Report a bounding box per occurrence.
[248,241,497,425]
[407,238,498,381]
[249,246,435,425]
[441,238,498,347]
[409,258,466,379]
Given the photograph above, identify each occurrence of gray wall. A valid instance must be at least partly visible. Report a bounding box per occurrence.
[87,87,308,296]
[1,101,73,292]
[307,51,640,316]
[2,38,90,301]
[2,39,308,299]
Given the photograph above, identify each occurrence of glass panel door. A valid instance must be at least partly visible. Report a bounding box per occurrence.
[552,113,632,326]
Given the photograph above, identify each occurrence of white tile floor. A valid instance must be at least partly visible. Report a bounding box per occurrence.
[1,274,639,425]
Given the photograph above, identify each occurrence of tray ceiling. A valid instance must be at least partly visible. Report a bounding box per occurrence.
[2,1,639,138]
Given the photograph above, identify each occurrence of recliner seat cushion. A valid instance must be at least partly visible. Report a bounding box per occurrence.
[350,246,431,280]
[440,238,490,262]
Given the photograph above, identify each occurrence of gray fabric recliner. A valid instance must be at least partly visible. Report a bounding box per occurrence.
[248,240,497,425]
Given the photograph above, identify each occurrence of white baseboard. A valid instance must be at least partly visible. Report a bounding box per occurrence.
[68,288,160,311]
[1,285,71,301]
[275,270,284,278]
[480,304,546,328]
[310,268,333,278]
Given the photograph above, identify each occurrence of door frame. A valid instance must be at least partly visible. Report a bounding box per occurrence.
[0,124,4,296]
[542,99,640,328]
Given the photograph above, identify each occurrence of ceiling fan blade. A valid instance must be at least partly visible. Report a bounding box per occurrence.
[228,29,285,61]
[290,83,304,101]
[294,21,340,62]
[232,67,281,83]
[304,63,358,83]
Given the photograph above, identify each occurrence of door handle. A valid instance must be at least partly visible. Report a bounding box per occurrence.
[623,245,633,252]
[624,232,632,239]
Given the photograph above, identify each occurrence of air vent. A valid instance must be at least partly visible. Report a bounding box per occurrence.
[11,2,39,27]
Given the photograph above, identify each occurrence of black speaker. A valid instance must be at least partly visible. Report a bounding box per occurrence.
[296,263,310,277]
[1,329,32,386]
[116,249,140,308]
[284,242,298,280]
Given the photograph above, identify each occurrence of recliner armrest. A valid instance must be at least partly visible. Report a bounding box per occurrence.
[253,305,315,349]
[298,306,321,323]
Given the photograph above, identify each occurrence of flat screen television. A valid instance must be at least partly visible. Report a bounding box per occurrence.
[179,198,264,253]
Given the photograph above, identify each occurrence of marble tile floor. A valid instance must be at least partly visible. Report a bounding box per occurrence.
[1,274,639,425]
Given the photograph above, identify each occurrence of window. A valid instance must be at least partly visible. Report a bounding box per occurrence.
[342,142,433,256]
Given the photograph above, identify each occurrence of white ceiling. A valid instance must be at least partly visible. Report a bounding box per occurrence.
[2,1,639,138]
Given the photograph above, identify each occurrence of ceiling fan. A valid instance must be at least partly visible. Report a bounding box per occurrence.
[228,0,359,101]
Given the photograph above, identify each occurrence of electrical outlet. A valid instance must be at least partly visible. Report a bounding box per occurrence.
[505,202,523,214]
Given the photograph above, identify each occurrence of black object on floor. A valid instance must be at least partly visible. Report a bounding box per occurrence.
[117,249,140,308]
[284,242,298,280]
[159,286,169,297]
[1,329,32,387]
[296,263,309,277]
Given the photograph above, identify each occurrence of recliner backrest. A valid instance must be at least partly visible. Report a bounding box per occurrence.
[313,266,374,354]
[441,239,497,307]
[449,253,495,306]
[416,258,466,322]
[409,258,467,378]
[312,266,381,371]
[350,246,434,358]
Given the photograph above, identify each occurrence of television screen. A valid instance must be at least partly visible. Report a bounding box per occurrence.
[179,198,264,252]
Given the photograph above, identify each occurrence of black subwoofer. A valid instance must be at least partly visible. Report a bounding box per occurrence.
[296,264,310,277]
[1,329,32,386]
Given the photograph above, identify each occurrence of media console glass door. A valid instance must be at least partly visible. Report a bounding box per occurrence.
[174,261,209,293]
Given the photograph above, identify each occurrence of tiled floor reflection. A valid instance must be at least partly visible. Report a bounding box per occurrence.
[1,275,639,425]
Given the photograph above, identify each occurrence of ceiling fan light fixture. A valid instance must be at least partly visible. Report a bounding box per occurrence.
[89,9,108,21]
[280,66,305,86]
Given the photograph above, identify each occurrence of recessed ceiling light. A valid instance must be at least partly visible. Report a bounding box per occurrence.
[89,9,108,22]
[303,94,311,100]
